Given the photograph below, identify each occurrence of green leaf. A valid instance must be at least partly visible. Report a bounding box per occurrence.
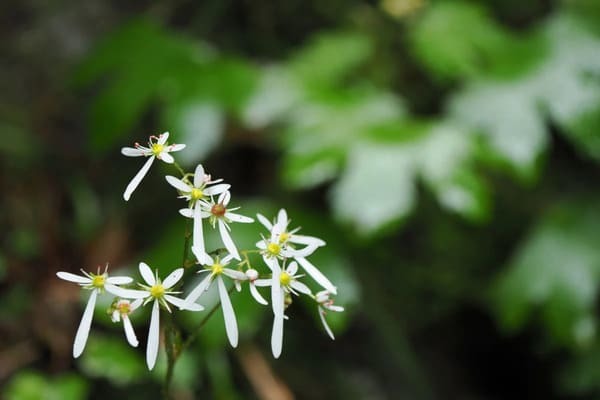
[4,371,88,400]
[493,200,600,346]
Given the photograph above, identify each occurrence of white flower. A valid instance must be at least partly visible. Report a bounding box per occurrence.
[181,191,254,261]
[314,290,344,340]
[121,132,186,201]
[111,299,143,347]
[181,248,247,347]
[257,209,337,294]
[262,260,312,358]
[135,262,203,370]
[167,164,230,264]
[56,265,141,358]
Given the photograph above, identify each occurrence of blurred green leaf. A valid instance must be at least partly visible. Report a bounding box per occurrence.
[493,200,600,346]
[4,371,88,400]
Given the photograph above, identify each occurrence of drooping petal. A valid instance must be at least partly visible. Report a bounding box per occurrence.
[217,276,238,348]
[193,164,206,187]
[182,274,213,307]
[218,220,240,260]
[295,257,337,295]
[192,245,212,266]
[250,283,268,305]
[106,276,133,285]
[256,213,273,230]
[225,212,254,223]
[290,281,312,296]
[166,176,192,193]
[158,132,169,144]
[192,203,207,260]
[179,208,193,218]
[222,268,247,281]
[124,156,155,201]
[122,316,139,347]
[271,267,283,318]
[73,289,97,358]
[169,143,186,152]
[271,306,284,359]
[254,279,271,287]
[56,271,90,284]
[282,245,317,258]
[121,147,145,157]
[165,295,204,311]
[288,234,326,247]
[159,152,174,164]
[218,191,230,206]
[203,184,231,196]
[162,268,184,289]
[146,300,160,370]
[318,307,335,340]
[105,284,148,299]
[139,262,156,286]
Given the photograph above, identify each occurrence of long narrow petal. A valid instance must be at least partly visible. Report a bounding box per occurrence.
[146,300,160,370]
[191,245,212,266]
[277,209,288,226]
[130,299,144,311]
[169,143,186,152]
[165,295,204,311]
[318,307,335,340]
[290,281,312,296]
[225,212,254,223]
[193,203,207,258]
[158,132,169,144]
[165,176,192,193]
[271,307,284,358]
[218,220,240,260]
[282,245,317,258]
[73,289,97,358]
[295,257,337,295]
[162,268,184,289]
[183,274,213,306]
[203,184,231,196]
[56,272,90,284]
[105,284,148,299]
[271,272,283,317]
[139,262,156,286]
[222,268,246,281]
[179,208,193,218]
[218,191,230,206]
[250,284,268,305]
[218,276,238,348]
[287,262,298,275]
[159,152,174,163]
[193,164,206,187]
[121,147,145,157]
[124,156,154,201]
[106,276,133,285]
[256,213,273,230]
[123,316,139,347]
[289,234,326,247]
[254,279,271,287]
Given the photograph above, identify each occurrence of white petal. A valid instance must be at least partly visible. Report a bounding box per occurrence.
[146,300,160,370]
[256,213,273,230]
[121,147,145,157]
[277,209,288,226]
[73,289,97,358]
[169,143,186,152]
[271,308,284,359]
[56,272,90,284]
[222,268,247,281]
[139,262,156,286]
[289,234,326,247]
[218,276,238,348]
[225,212,254,223]
[182,274,213,306]
[218,191,230,206]
[295,257,337,295]
[218,220,240,260]
[287,261,298,276]
[318,307,335,340]
[159,152,174,163]
[192,246,212,266]
[163,268,184,289]
[165,294,204,311]
[192,203,207,258]
[166,176,192,193]
[329,305,345,312]
[290,281,312,296]
[106,276,133,285]
[105,284,148,299]
[179,208,194,218]
[221,254,235,265]
[130,299,144,311]
[158,132,169,144]
[271,270,283,318]
[193,164,206,187]
[282,245,317,258]
[123,156,155,201]
[123,316,139,347]
[254,279,271,287]
[256,241,267,250]
[203,184,231,196]
[250,284,268,305]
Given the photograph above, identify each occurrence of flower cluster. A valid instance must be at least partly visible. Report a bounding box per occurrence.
[57,132,344,371]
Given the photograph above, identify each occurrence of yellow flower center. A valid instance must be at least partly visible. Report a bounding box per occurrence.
[278,232,290,244]
[211,263,223,275]
[151,143,164,155]
[150,284,165,298]
[91,274,105,288]
[191,188,204,201]
[279,272,291,286]
[267,243,281,256]
[117,302,131,314]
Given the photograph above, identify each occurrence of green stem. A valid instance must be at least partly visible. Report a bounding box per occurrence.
[172,161,186,178]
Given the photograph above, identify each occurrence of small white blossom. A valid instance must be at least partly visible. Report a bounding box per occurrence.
[121,132,186,201]
[111,299,143,347]
[181,248,247,347]
[314,290,344,340]
[181,191,254,261]
[257,209,337,294]
[134,262,204,370]
[167,164,230,264]
[56,265,141,358]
